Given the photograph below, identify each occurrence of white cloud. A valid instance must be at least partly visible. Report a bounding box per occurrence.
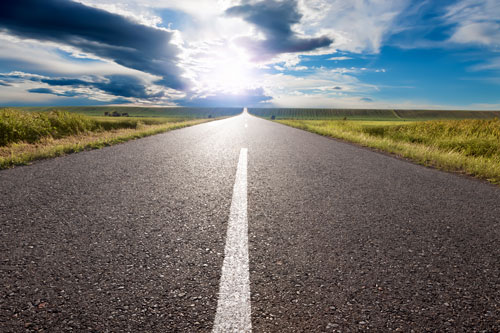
[268,93,369,108]
[78,0,249,43]
[450,22,500,46]
[268,92,500,110]
[328,56,353,61]
[260,67,379,100]
[1,0,497,108]
[0,81,57,104]
[0,33,159,79]
[289,66,309,71]
[31,0,399,101]
[297,0,411,53]
[445,0,500,47]
[470,57,500,71]
[73,0,162,27]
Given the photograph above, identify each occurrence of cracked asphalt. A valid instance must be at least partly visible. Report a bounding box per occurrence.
[1,112,499,332]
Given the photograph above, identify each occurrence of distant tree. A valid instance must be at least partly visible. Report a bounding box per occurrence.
[104,111,109,116]
[271,115,275,120]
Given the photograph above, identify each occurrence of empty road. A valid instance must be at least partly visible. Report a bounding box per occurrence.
[1,111,499,332]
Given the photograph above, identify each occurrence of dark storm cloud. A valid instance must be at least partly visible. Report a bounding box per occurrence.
[42,75,164,99]
[28,87,80,97]
[93,76,165,99]
[0,0,185,90]
[28,88,54,94]
[41,78,89,86]
[22,74,164,100]
[226,0,333,59]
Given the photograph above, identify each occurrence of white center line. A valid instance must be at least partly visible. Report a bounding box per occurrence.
[212,148,252,333]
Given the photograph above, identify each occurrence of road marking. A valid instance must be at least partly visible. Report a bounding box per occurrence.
[213,148,252,333]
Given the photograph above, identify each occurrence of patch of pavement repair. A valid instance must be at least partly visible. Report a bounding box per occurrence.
[213,148,252,332]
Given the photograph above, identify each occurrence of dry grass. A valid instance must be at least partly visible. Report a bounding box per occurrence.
[249,108,500,120]
[277,119,500,185]
[0,119,208,168]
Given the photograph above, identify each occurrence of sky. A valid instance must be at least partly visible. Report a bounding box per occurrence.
[0,0,499,109]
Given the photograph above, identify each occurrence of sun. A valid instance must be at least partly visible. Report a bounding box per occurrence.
[212,60,251,91]
[197,45,257,94]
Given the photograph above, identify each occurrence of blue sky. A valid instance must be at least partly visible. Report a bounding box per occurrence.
[0,0,499,109]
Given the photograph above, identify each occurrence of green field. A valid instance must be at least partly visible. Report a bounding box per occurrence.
[12,106,242,118]
[0,108,211,168]
[246,108,500,184]
[4,106,500,183]
[275,118,500,184]
[248,108,500,120]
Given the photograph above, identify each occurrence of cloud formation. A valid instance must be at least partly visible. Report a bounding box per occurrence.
[28,87,80,97]
[299,0,410,53]
[180,87,272,107]
[0,0,498,109]
[226,0,333,60]
[41,75,165,99]
[0,0,185,89]
[0,71,167,102]
[445,0,500,47]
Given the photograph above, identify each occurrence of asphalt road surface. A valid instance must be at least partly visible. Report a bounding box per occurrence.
[1,110,499,332]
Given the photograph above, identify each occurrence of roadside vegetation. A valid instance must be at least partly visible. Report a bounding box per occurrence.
[0,108,210,168]
[249,107,500,120]
[276,118,500,184]
[16,106,242,118]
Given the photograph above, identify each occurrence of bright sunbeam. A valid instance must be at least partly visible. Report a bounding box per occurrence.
[197,45,257,94]
[212,60,251,91]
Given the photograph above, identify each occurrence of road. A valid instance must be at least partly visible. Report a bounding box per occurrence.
[1,110,499,332]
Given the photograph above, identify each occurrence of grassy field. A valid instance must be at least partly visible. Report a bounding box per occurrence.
[13,106,242,118]
[247,108,500,184]
[248,108,500,120]
[0,108,211,168]
[276,118,500,184]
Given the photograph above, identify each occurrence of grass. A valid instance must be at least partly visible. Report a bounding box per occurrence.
[249,108,500,120]
[11,106,243,118]
[276,118,500,184]
[0,108,211,168]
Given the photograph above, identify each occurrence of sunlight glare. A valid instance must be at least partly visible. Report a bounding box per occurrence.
[199,46,257,94]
